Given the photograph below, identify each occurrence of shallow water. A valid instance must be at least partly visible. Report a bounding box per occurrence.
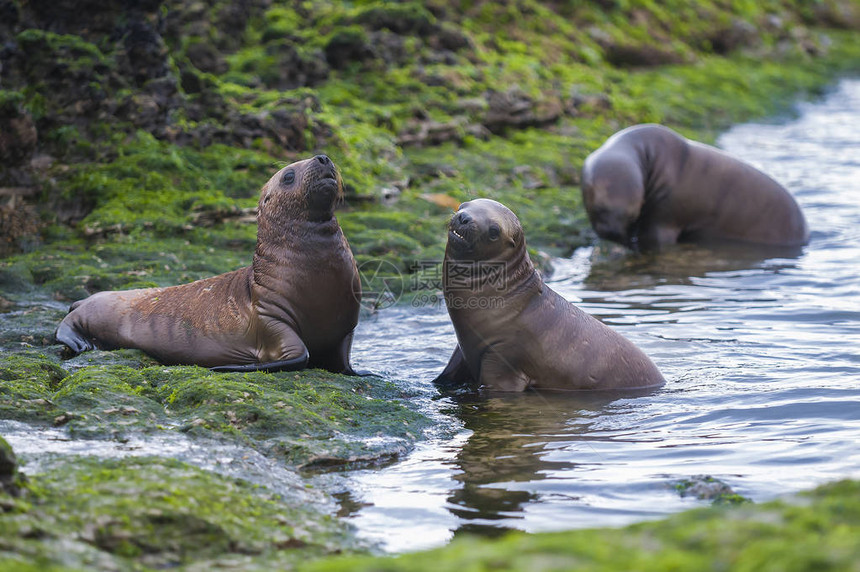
[344,79,860,552]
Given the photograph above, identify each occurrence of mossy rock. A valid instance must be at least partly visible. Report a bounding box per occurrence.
[142,366,429,469]
[0,353,67,423]
[674,475,752,506]
[0,456,364,569]
[0,357,431,469]
[354,3,438,36]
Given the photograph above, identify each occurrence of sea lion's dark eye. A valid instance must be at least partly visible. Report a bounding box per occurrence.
[282,169,296,185]
[488,225,501,241]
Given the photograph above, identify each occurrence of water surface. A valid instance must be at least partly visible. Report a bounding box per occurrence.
[345,79,860,552]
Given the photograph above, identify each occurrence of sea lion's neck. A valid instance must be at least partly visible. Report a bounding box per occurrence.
[633,127,683,205]
[253,217,343,270]
[445,244,541,301]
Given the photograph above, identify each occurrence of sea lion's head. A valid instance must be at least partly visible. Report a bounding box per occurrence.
[581,152,645,248]
[260,154,343,223]
[446,199,524,262]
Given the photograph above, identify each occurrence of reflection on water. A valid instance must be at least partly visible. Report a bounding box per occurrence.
[579,240,804,292]
[346,79,860,552]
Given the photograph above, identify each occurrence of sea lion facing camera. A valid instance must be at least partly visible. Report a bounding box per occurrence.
[56,155,362,374]
[433,198,665,392]
[581,123,809,251]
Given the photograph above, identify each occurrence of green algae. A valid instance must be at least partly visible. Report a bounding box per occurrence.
[0,352,430,469]
[299,479,860,572]
[0,353,66,423]
[5,7,859,294]
[674,475,753,506]
[0,455,363,570]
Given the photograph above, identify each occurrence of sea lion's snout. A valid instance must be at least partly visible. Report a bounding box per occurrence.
[448,209,476,251]
[590,208,633,245]
[312,154,336,178]
[303,154,342,218]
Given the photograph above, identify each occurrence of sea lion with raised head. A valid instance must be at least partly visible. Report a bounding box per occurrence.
[433,198,664,392]
[581,123,809,251]
[56,155,361,374]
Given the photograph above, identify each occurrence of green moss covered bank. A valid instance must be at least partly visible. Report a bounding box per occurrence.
[301,479,860,572]
[3,0,860,569]
[3,1,860,288]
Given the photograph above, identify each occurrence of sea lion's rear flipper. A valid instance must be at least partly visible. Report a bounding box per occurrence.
[432,345,475,387]
[210,352,309,373]
[211,324,309,373]
[54,319,95,355]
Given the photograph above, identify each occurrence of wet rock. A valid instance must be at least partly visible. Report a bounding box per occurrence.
[262,40,329,89]
[325,26,375,70]
[355,3,437,36]
[118,17,170,86]
[0,94,37,168]
[0,201,41,257]
[675,475,752,505]
[483,87,564,134]
[604,42,687,68]
[168,100,317,151]
[0,0,20,37]
[19,0,164,39]
[397,117,467,147]
[184,38,228,75]
[567,90,613,117]
[0,435,18,496]
[807,0,860,29]
[705,18,761,55]
[428,23,472,52]
[0,455,364,568]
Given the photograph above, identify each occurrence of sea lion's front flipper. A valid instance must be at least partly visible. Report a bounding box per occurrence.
[55,319,96,355]
[314,331,374,376]
[479,353,530,392]
[432,345,476,387]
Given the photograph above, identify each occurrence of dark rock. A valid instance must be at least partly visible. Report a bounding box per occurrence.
[0,95,37,168]
[604,42,686,68]
[398,118,467,147]
[262,41,329,89]
[355,3,437,36]
[0,195,41,257]
[369,31,408,67]
[325,26,375,70]
[118,18,170,86]
[807,0,860,29]
[168,96,320,152]
[567,90,613,117]
[21,0,165,40]
[0,0,19,37]
[483,87,564,134]
[185,39,228,75]
[705,18,760,55]
[0,435,19,496]
[675,475,751,505]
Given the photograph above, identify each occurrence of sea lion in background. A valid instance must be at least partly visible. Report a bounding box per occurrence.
[433,199,664,392]
[581,123,809,251]
[56,155,362,374]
